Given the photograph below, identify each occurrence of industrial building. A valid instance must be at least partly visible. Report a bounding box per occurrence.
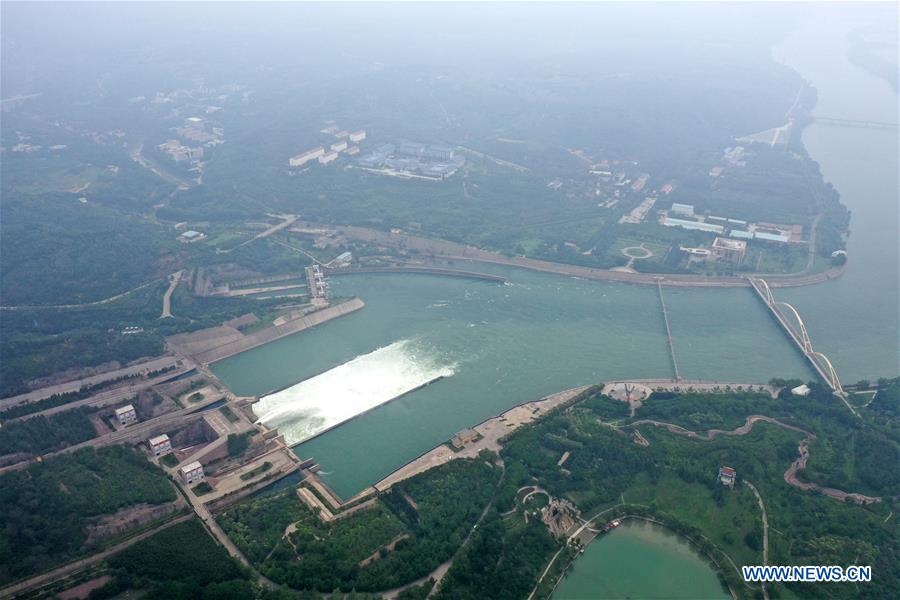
[662,216,725,234]
[357,142,464,179]
[178,230,206,243]
[710,237,747,264]
[181,461,205,485]
[670,203,694,217]
[318,151,339,165]
[289,146,325,167]
[149,434,172,457]
[115,404,137,427]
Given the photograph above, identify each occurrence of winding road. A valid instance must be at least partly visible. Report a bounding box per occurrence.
[629,416,881,504]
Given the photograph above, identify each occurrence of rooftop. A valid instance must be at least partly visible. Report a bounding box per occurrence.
[712,237,746,251]
[181,460,203,473]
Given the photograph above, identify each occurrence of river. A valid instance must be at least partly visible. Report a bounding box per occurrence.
[553,520,729,600]
[213,267,812,497]
[775,6,899,383]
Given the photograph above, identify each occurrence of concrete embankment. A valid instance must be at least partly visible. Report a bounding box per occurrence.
[182,298,365,364]
[327,266,506,283]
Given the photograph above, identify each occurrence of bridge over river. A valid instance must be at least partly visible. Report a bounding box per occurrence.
[748,277,858,417]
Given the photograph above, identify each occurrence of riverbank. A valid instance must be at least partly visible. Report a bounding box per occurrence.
[305,221,846,289]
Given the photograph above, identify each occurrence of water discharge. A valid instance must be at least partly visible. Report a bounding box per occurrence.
[253,339,455,446]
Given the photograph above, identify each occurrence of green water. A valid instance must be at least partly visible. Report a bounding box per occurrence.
[212,268,812,498]
[553,521,729,600]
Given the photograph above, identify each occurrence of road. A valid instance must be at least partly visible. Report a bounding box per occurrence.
[0,514,192,599]
[218,214,297,254]
[0,356,180,411]
[160,270,184,318]
[0,393,222,475]
[6,366,193,423]
[630,415,881,504]
[0,278,162,311]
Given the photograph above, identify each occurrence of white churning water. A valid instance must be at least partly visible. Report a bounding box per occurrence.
[253,339,455,446]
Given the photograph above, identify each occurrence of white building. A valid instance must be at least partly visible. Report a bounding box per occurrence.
[289,147,325,167]
[330,140,348,153]
[180,461,205,485]
[670,203,694,217]
[662,217,724,234]
[149,434,172,457]
[318,151,339,165]
[178,230,206,243]
[115,404,137,427]
[791,384,811,396]
[349,130,366,143]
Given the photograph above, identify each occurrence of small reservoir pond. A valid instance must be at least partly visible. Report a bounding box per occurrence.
[553,520,729,600]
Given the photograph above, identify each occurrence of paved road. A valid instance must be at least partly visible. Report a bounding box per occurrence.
[0,394,221,475]
[0,356,179,410]
[6,367,193,423]
[630,415,881,504]
[160,270,184,318]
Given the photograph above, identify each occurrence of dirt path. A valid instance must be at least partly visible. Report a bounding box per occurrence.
[630,416,881,504]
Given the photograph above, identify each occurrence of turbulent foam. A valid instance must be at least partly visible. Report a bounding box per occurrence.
[253,339,454,446]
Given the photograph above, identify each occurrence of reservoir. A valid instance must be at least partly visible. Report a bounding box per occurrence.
[213,268,812,498]
[552,520,729,600]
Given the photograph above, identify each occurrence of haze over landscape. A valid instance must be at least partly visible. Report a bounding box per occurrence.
[0,2,897,599]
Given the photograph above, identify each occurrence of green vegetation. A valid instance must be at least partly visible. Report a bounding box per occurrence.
[0,407,97,456]
[193,482,214,496]
[93,519,253,600]
[220,405,241,423]
[0,446,175,585]
[160,453,180,467]
[496,385,899,599]
[241,461,273,481]
[227,432,253,458]
[436,513,557,599]
[218,458,500,593]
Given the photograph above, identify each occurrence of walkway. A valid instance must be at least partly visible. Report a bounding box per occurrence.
[656,279,680,380]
